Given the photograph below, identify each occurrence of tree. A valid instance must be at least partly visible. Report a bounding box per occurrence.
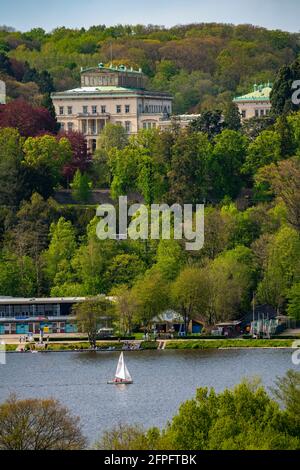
[93,124,128,187]
[271,59,300,115]
[223,102,241,131]
[43,217,77,283]
[171,266,209,334]
[4,193,58,294]
[96,123,128,153]
[272,370,300,430]
[155,239,186,281]
[241,115,275,140]
[198,249,254,325]
[95,424,158,450]
[0,52,12,75]
[287,283,300,320]
[131,270,170,332]
[255,158,300,230]
[0,253,36,296]
[41,92,56,119]
[243,130,281,175]
[161,378,299,450]
[189,110,223,140]
[23,134,72,194]
[257,226,300,311]
[110,284,139,335]
[104,253,145,288]
[73,296,115,348]
[70,169,91,203]
[59,130,91,184]
[210,129,248,200]
[96,373,300,450]
[0,127,25,205]
[0,395,86,450]
[168,131,212,204]
[0,99,58,137]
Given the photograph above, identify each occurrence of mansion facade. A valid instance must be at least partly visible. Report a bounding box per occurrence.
[233,83,272,120]
[51,64,172,150]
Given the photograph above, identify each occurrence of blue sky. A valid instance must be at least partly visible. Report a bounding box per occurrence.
[1,0,299,32]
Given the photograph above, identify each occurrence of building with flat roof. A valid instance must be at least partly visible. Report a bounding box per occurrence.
[0,297,85,334]
[233,83,272,120]
[51,63,173,151]
[0,80,6,104]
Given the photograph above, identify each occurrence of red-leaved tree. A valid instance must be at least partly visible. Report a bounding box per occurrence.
[0,99,58,137]
[58,130,92,184]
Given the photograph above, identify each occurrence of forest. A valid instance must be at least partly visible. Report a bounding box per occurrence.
[0,22,300,112]
[0,23,299,330]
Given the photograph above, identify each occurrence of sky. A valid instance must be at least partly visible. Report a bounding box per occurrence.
[1,0,300,33]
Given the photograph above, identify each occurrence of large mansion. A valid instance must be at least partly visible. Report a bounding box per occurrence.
[51,64,173,150]
[233,83,272,120]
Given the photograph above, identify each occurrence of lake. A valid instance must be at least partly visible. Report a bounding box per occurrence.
[0,349,298,444]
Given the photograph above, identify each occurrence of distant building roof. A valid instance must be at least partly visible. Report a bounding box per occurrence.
[81,63,143,75]
[233,83,272,102]
[0,297,86,305]
[152,310,184,324]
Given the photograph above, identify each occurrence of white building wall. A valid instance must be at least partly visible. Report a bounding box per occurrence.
[0,80,6,104]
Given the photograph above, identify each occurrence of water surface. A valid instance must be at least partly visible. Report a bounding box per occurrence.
[0,349,297,443]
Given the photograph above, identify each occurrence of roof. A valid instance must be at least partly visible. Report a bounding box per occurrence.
[81,63,143,75]
[233,83,272,102]
[51,86,172,99]
[0,297,86,305]
[152,310,184,323]
[215,321,241,327]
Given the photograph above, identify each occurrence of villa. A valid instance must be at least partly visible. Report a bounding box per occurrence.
[51,63,173,151]
[233,83,272,120]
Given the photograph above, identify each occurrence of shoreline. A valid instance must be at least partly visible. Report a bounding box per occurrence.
[3,337,298,353]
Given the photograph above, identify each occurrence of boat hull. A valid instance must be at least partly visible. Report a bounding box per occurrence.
[107,380,133,384]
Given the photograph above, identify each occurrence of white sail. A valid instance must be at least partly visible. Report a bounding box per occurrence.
[115,352,132,381]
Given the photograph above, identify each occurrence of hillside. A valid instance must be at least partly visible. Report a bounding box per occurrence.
[0,23,299,112]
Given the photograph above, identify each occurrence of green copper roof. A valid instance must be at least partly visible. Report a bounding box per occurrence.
[233,83,272,102]
[80,63,143,75]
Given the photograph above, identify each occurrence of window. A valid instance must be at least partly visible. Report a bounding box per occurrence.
[255,109,259,117]
[125,121,131,133]
[241,110,246,119]
[83,105,88,114]
[101,105,106,113]
[67,106,73,115]
[67,122,73,132]
[116,105,121,113]
[125,104,130,113]
[138,104,142,114]
[92,105,97,114]
[59,106,64,115]
[260,109,265,116]
[59,122,65,131]
[143,122,147,129]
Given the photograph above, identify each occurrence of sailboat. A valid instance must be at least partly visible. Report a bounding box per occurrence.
[107,351,133,384]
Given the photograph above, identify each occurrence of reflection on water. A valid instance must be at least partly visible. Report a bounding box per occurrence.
[0,349,298,443]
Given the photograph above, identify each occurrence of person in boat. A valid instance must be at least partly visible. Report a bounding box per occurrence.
[114,377,123,383]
